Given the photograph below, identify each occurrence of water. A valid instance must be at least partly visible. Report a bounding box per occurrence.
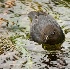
[0,0,70,69]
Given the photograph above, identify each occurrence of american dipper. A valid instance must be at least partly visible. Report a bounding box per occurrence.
[28,11,65,50]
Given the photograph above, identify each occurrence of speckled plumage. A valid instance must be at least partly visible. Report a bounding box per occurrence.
[28,11,65,50]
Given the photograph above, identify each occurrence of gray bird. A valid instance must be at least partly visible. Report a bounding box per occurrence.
[28,11,65,51]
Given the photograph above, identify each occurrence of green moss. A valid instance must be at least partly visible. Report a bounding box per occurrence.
[62,25,67,29]
[9,36,16,44]
[51,0,70,8]
[14,14,22,17]
[64,28,70,34]
[64,0,70,3]
[9,35,24,44]
[25,32,30,39]
[42,43,61,51]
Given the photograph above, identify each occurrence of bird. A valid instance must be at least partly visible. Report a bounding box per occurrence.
[28,11,65,51]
